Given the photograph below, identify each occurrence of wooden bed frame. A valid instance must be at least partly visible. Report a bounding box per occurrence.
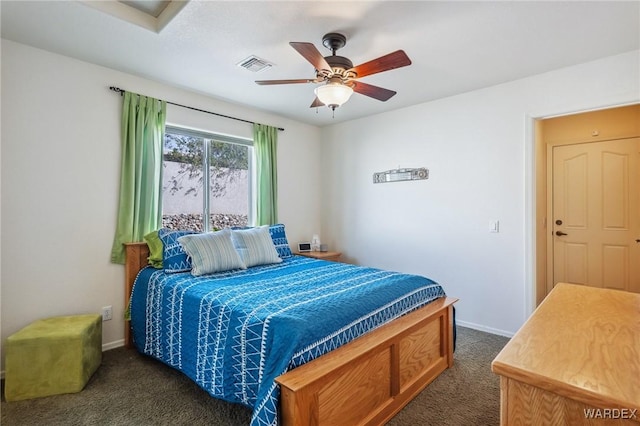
[124,242,457,426]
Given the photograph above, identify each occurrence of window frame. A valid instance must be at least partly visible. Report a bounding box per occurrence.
[163,125,255,232]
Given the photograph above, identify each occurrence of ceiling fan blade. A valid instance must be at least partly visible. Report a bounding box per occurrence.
[255,79,317,85]
[349,50,411,78]
[352,81,397,101]
[290,42,332,71]
[310,97,325,108]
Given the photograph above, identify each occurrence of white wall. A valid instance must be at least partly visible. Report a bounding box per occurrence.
[320,50,640,336]
[0,40,322,365]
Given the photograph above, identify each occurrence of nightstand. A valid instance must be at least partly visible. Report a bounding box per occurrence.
[296,251,342,262]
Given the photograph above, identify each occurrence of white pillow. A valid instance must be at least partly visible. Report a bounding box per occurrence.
[178,229,246,276]
[231,226,283,268]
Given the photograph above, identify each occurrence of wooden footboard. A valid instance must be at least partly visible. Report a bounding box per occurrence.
[124,242,457,424]
[277,296,456,426]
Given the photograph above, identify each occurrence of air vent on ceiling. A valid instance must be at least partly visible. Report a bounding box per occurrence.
[237,56,273,72]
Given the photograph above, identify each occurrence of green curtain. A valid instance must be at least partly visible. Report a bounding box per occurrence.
[110,92,167,264]
[253,123,278,225]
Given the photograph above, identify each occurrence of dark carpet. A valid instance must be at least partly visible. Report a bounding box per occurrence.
[1,327,508,425]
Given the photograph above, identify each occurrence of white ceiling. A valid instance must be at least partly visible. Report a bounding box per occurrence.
[1,1,639,127]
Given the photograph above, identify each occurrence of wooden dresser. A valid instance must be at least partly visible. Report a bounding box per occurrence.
[492,283,640,425]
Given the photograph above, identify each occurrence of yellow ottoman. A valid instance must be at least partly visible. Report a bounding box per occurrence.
[5,314,102,401]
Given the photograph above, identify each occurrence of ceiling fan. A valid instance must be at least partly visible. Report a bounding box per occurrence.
[255,33,412,112]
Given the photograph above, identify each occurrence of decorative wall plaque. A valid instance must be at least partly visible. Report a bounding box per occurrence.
[373,167,429,184]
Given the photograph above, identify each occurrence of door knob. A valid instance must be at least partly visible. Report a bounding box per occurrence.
[556,231,568,236]
[636,239,640,243]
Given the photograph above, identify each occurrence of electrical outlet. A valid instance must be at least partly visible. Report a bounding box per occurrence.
[102,306,113,321]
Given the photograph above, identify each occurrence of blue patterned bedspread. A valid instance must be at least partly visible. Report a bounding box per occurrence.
[130,256,446,426]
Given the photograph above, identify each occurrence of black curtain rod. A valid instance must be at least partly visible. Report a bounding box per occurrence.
[109,86,284,131]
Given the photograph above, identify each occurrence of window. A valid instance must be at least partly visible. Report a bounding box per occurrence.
[162,126,253,231]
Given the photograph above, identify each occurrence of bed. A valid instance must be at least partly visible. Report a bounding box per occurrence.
[124,229,456,426]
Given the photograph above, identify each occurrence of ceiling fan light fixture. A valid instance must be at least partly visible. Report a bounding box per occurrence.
[314,83,353,109]
[257,34,412,113]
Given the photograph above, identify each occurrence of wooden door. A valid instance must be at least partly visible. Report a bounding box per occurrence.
[552,138,640,293]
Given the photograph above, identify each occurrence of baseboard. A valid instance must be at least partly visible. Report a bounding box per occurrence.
[455,320,514,338]
[102,339,125,351]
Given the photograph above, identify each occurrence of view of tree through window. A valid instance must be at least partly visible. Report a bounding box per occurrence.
[162,128,251,231]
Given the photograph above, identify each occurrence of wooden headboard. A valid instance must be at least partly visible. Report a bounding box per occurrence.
[124,242,149,348]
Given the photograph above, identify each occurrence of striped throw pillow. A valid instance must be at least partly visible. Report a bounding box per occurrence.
[177,229,246,276]
[231,226,283,268]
